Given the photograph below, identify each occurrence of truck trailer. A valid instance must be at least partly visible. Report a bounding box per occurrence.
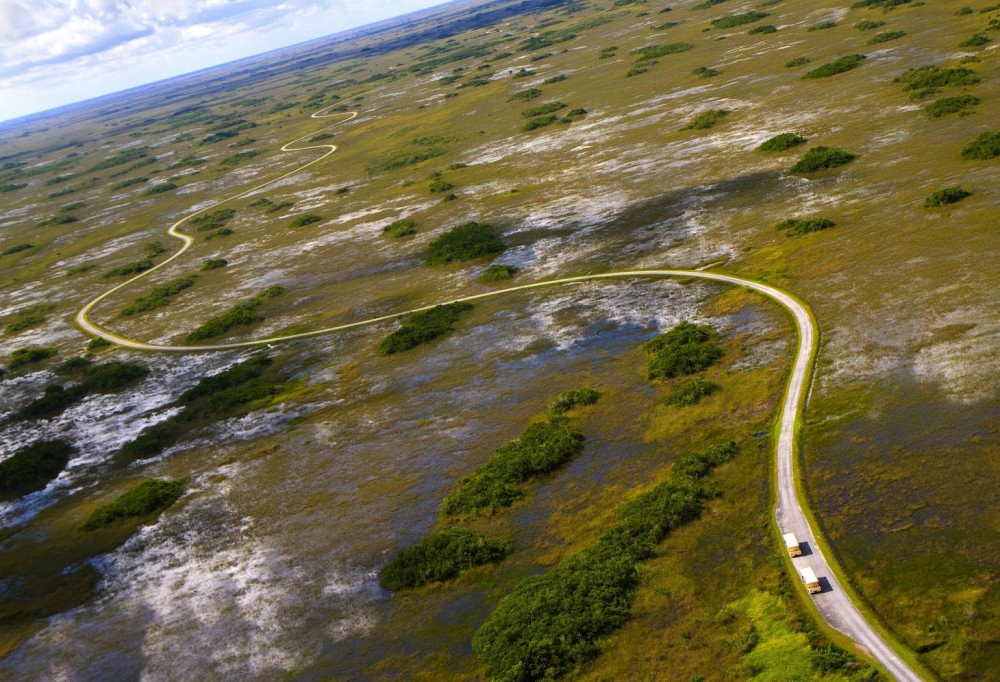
[783,532,802,557]
[800,566,822,594]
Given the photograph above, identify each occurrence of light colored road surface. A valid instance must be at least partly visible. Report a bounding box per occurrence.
[73,111,923,681]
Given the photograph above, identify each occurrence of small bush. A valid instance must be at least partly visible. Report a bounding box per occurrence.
[776,217,836,234]
[631,43,693,60]
[894,66,979,100]
[958,33,991,48]
[855,19,885,29]
[201,258,228,271]
[87,337,112,352]
[184,287,284,343]
[3,243,33,255]
[684,110,728,130]
[480,264,519,283]
[121,275,197,316]
[710,11,769,29]
[784,56,810,67]
[143,182,178,195]
[0,440,76,499]
[383,218,418,238]
[5,303,55,334]
[429,178,454,193]
[426,221,505,265]
[869,30,906,44]
[643,322,723,381]
[851,0,911,8]
[693,66,720,78]
[81,479,184,531]
[803,54,866,79]
[289,213,323,228]
[808,21,837,31]
[758,133,807,153]
[521,114,559,131]
[925,95,980,118]
[548,388,601,416]
[190,208,235,232]
[9,346,56,369]
[89,148,148,172]
[507,88,543,102]
[522,101,567,118]
[379,528,514,590]
[378,302,473,355]
[749,25,777,34]
[103,259,155,278]
[664,379,722,406]
[15,384,89,420]
[960,131,1000,160]
[111,176,148,190]
[811,644,852,672]
[205,228,233,240]
[923,187,972,207]
[790,146,857,173]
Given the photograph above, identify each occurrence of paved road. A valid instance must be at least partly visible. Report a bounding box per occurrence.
[73,111,923,681]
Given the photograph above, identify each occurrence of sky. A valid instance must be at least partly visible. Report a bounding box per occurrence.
[0,0,450,123]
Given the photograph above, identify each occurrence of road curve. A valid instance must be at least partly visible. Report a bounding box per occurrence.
[73,112,923,681]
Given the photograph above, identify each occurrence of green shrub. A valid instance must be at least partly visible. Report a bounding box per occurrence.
[925,95,980,118]
[960,131,1000,160]
[693,0,729,8]
[693,66,720,78]
[758,133,807,152]
[383,218,418,238]
[851,0,911,8]
[548,388,601,416]
[143,182,178,195]
[426,221,505,265]
[16,384,89,420]
[190,208,235,232]
[811,644,852,672]
[202,258,228,270]
[367,147,446,174]
[121,275,197,316]
[543,74,568,84]
[790,146,857,173]
[894,66,979,99]
[710,11,769,29]
[508,88,543,101]
[87,337,112,352]
[784,56,810,67]
[958,33,991,48]
[16,360,146,420]
[808,21,837,31]
[378,302,473,355]
[111,176,148,190]
[379,528,514,590]
[9,346,56,369]
[599,46,619,59]
[522,102,567,118]
[802,54,866,79]
[776,217,836,234]
[869,30,906,44]
[204,228,233,240]
[521,115,559,131]
[0,440,76,499]
[79,361,149,391]
[429,178,454,193]
[664,379,721,406]
[855,19,885,29]
[749,24,777,34]
[631,43,692,60]
[923,187,972,207]
[89,148,148,172]
[184,287,284,343]
[480,264,519,283]
[308,133,336,142]
[289,213,323,228]
[955,6,973,15]
[81,479,184,531]
[643,321,723,381]
[442,419,585,516]
[220,150,260,167]
[626,66,649,77]
[653,21,680,30]
[103,259,154,278]
[5,303,55,334]
[684,109,728,130]
[0,183,27,193]
[3,243,33,255]
[199,130,238,145]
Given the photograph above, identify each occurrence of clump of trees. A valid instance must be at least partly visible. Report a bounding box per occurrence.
[925,95,980,118]
[643,321,723,381]
[894,65,979,99]
[775,217,836,234]
[81,479,185,531]
[957,33,991,49]
[121,275,197,316]
[143,182,178,196]
[16,360,149,420]
[711,11,769,29]
[184,286,284,343]
[684,109,728,130]
[548,387,601,416]
[790,146,857,173]
[802,54,866,79]
[426,221,505,265]
[869,30,906,44]
[191,208,235,232]
[103,259,154,278]
[8,346,56,369]
[508,88,543,102]
[664,379,721,406]
[480,264,519,283]
[2,243,33,256]
[758,133,807,152]
[960,131,1000,160]
[383,218,417,238]
[749,24,777,34]
[522,101,567,118]
[379,528,514,590]
[784,56,810,68]
[202,258,228,270]
[923,186,972,207]
[5,303,55,335]
[378,302,473,355]
[0,440,77,500]
[808,21,837,31]
[289,213,323,228]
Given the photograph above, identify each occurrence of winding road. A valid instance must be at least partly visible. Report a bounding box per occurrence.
[73,109,923,681]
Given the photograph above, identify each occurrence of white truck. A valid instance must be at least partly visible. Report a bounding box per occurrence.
[800,566,822,594]
[783,532,802,557]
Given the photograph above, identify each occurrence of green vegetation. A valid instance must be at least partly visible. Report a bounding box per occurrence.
[693,0,729,8]
[367,146,446,174]
[426,221,505,265]
[190,208,235,232]
[925,95,980,118]
[289,213,323,228]
[15,385,88,421]
[3,243,33,256]
[855,19,886,29]
[507,88,542,102]
[664,379,722,406]
[201,258,228,270]
[758,133,807,152]
[199,130,238,145]
[869,30,906,44]
[598,46,618,59]
[17,361,149,420]
[957,33,991,48]
[784,56,810,67]
[87,337,112,352]
[710,11,769,29]
[808,21,837,31]
[851,0,911,8]
[923,187,972,208]
[204,228,233,240]
[81,479,185,531]
[8,346,56,369]
[103,259,154,278]
[143,182,178,195]
[144,241,167,257]
[643,321,723,382]
[776,217,836,235]
[893,65,979,100]
[521,115,559,131]
[378,302,473,355]
[548,388,601,416]
[480,264,519,283]
[802,54,866,79]
[219,150,260,167]
[473,441,739,681]
[89,148,148,172]
[748,24,777,34]
[308,133,335,142]
[653,21,679,31]
[383,218,418,238]
[121,275,198,316]
[429,177,454,193]
[631,43,693,61]
[0,183,26,193]
[379,528,514,591]
[110,176,148,190]
[0,440,76,500]
[683,109,728,130]
[184,286,284,343]
[543,74,568,84]
[441,418,585,516]
[960,131,1000,160]
[790,146,857,173]
[522,102,567,118]
[511,68,535,80]
[5,303,55,335]
[692,66,720,77]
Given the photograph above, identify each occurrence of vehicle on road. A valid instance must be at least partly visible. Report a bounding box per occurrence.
[784,532,802,557]
[800,566,822,594]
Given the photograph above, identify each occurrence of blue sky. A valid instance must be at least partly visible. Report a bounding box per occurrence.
[0,0,448,123]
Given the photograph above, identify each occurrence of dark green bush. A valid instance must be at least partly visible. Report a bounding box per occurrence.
[289,213,323,228]
[507,88,543,102]
[521,115,559,131]
[808,21,837,31]
[869,30,906,44]
[480,264,519,283]
[205,228,233,240]
[5,303,55,334]
[749,25,777,34]
[643,321,723,381]
[3,243,33,255]
[693,66,720,78]
[89,148,148,172]
[79,361,149,392]
[121,275,197,315]
[631,43,692,60]
[190,208,235,232]
[383,218,418,238]
[379,528,514,590]
[143,182,178,195]
[0,440,76,499]
[710,11,769,29]
[855,19,885,29]
[16,384,89,420]
[367,147,446,174]
[960,131,1000,160]
[81,479,185,531]
[790,146,857,173]
[851,0,910,8]
[87,337,112,352]
[426,221,505,265]
[103,259,154,278]
[522,102,567,118]
[758,133,807,152]
[429,178,454,193]
[9,346,56,369]
[684,109,728,130]
[784,56,810,67]
[378,302,473,355]
[925,95,980,118]
[894,66,979,100]
[802,54,866,79]
[542,74,568,84]
[811,644,852,672]
[184,287,284,343]
[664,379,722,406]
[923,187,972,207]
[201,258,228,270]
[958,33,991,48]
[548,388,601,416]
[199,130,238,145]
[442,419,585,516]
[111,176,148,190]
[219,150,260,167]
[775,217,836,234]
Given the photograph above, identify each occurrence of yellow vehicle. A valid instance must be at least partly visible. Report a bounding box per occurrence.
[783,532,802,557]
[800,567,822,594]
